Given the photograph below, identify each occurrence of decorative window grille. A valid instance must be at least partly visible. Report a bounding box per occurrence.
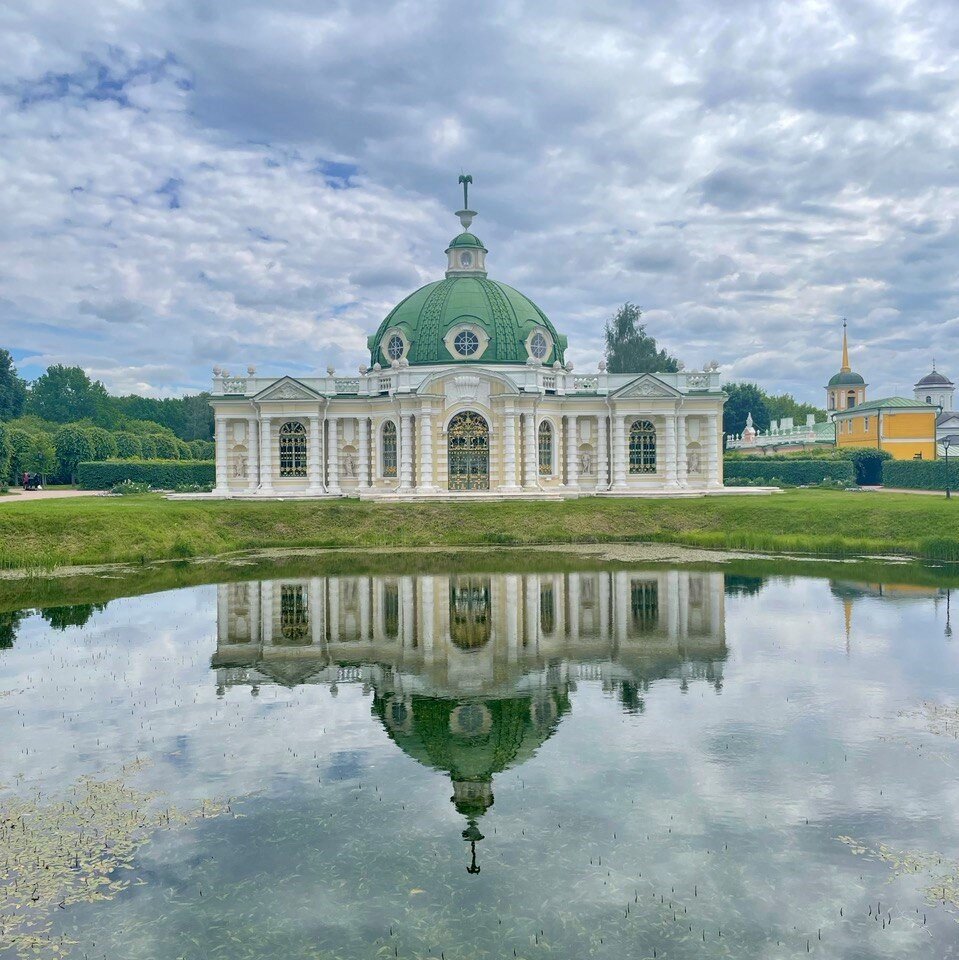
[280,585,309,643]
[278,421,307,477]
[530,331,548,359]
[387,334,404,360]
[453,330,479,356]
[628,419,657,474]
[538,420,553,475]
[382,421,397,477]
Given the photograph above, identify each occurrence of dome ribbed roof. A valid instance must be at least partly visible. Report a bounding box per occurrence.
[368,276,568,366]
[916,370,953,387]
[447,232,486,250]
[828,370,866,386]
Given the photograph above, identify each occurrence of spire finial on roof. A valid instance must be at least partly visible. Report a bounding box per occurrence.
[456,173,476,230]
[840,318,851,373]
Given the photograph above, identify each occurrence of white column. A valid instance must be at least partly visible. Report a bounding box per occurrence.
[399,414,414,491]
[418,409,435,492]
[259,417,274,494]
[612,413,627,489]
[568,573,580,641]
[357,418,370,490]
[565,415,578,489]
[523,413,537,488]
[246,417,259,492]
[676,414,688,488]
[310,579,323,646]
[706,413,722,488]
[307,415,323,494]
[359,578,371,642]
[596,414,608,492]
[419,577,435,654]
[214,416,229,494]
[261,580,274,645]
[216,584,229,645]
[613,571,628,645]
[328,578,340,643]
[524,575,538,648]
[399,576,415,646]
[505,575,519,660]
[327,417,341,495]
[664,415,677,488]
[502,406,519,491]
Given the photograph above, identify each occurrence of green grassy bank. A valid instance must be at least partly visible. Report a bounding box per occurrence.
[0,489,958,570]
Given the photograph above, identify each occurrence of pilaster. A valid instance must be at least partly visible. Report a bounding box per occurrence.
[399,413,414,490]
[612,413,627,489]
[327,417,341,495]
[502,404,520,491]
[596,414,608,491]
[358,417,371,489]
[417,408,436,492]
[565,415,578,488]
[706,413,722,488]
[246,417,259,492]
[664,415,678,488]
[523,412,538,489]
[259,417,274,494]
[676,414,688,488]
[307,414,323,493]
[213,416,229,494]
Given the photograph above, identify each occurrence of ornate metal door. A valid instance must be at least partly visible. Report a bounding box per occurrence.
[447,411,490,491]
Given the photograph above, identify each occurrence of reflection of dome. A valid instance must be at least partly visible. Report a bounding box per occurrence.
[368,277,567,367]
[373,693,570,818]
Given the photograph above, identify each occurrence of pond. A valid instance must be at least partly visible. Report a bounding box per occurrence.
[1,560,959,959]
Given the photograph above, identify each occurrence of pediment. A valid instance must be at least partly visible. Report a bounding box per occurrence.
[611,374,682,400]
[254,376,322,402]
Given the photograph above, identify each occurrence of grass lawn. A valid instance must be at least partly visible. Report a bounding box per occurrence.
[0,489,957,570]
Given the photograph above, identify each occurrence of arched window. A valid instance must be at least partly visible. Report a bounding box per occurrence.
[628,420,657,474]
[278,421,307,477]
[926,395,933,404]
[381,421,397,478]
[827,392,836,411]
[538,420,553,475]
[846,390,856,408]
[540,583,555,634]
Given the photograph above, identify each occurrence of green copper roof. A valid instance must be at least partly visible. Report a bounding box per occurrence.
[447,232,487,250]
[834,396,932,414]
[827,370,866,386]
[368,276,568,366]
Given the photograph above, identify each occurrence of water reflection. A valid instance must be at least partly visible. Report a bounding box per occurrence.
[214,571,726,869]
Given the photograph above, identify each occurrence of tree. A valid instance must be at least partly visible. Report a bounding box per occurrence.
[114,432,143,459]
[153,434,178,459]
[24,436,56,484]
[6,428,33,484]
[723,382,770,439]
[54,425,94,483]
[0,349,26,421]
[0,423,10,484]
[604,303,680,375]
[765,392,826,424]
[28,365,110,424]
[85,427,118,460]
[140,435,158,458]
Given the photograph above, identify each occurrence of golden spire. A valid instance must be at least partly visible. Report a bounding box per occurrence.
[840,319,851,373]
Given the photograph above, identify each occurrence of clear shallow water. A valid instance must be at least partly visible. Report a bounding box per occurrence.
[1,567,959,959]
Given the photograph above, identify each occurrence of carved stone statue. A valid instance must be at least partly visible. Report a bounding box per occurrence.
[579,451,593,476]
[344,455,357,478]
[233,456,248,479]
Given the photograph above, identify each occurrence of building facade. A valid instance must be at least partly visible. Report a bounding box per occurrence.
[833,397,938,460]
[209,184,727,499]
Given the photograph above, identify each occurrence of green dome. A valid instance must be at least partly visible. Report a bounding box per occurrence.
[828,370,866,386]
[368,276,568,366]
[447,232,486,250]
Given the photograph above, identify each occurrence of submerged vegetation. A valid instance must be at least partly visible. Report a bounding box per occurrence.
[0,489,958,571]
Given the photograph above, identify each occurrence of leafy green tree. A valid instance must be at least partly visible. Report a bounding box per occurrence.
[28,365,110,423]
[7,428,33,483]
[0,610,21,649]
[604,303,679,375]
[0,423,10,483]
[40,604,106,630]
[189,439,214,460]
[153,434,178,459]
[140,435,158,458]
[0,349,27,421]
[765,392,827,424]
[24,436,56,483]
[84,427,118,460]
[114,432,143,459]
[723,382,770,439]
[54,425,94,483]
[175,438,192,460]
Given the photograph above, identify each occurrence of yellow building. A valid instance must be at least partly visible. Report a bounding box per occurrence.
[833,396,938,460]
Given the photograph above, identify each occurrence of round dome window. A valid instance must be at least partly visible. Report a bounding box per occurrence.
[386,334,405,360]
[453,330,480,357]
[530,331,548,359]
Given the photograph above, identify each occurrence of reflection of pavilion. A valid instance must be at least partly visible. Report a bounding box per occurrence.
[213,570,726,871]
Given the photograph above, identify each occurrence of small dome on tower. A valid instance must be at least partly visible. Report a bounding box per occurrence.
[916,368,953,388]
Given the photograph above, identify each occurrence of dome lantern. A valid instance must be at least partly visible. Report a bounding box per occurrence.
[446,173,488,278]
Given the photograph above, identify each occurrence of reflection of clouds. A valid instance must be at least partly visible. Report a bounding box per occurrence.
[1,571,959,955]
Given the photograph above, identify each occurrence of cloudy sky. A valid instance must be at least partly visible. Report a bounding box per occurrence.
[1,0,957,403]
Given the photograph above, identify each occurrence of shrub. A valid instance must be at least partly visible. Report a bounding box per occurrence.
[85,427,118,461]
[76,459,215,490]
[152,435,179,459]
[139,436,158,458]
[882,459,959,491]
[838,447,893,485]
[724,459,855,486]
[111,479,151,495]
[54,425,95,484]
[114,432,143,459]
[189,439,214,460]
[6,428,32,484]
[0,423,9,483]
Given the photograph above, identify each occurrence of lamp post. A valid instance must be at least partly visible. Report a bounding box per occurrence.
[942,434,959,499]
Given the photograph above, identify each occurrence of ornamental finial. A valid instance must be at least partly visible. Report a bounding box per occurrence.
[456,173,476,230]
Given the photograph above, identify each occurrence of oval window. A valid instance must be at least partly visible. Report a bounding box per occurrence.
[386,334,404,360]
[530,331,548,359]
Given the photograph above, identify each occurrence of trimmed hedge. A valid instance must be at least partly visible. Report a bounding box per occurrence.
[724,459,855,486]
[77,459,215,490]
[881,459,959,491]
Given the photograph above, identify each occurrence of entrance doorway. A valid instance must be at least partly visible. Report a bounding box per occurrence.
[448,411,490,491]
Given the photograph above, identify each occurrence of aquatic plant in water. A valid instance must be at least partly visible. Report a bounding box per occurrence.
[0,761,228,959]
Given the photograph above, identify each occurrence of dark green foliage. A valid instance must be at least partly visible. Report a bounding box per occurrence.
[28,365,110,423]
[724,459,855,485]
[54,426,95,483]
[175,439,192,460]
[76,459,214,490]
[0,609,21,648]
[765,392,827,424]
[7,428,32,483]
[40,603,105,630]
[0,349,27,421]
[114,433,143,459]
[24,436,56,481]
[0,423,10,482]
[85,427,118,461]
[139,436,158,459]
[724,576,766,597]
[840,447,893,485]
[604,303,679,374]
[189,439,214,460]
[882,459,959,490]
[110,393,214,441]
[152,435,179,459]
[723,382,770,438]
